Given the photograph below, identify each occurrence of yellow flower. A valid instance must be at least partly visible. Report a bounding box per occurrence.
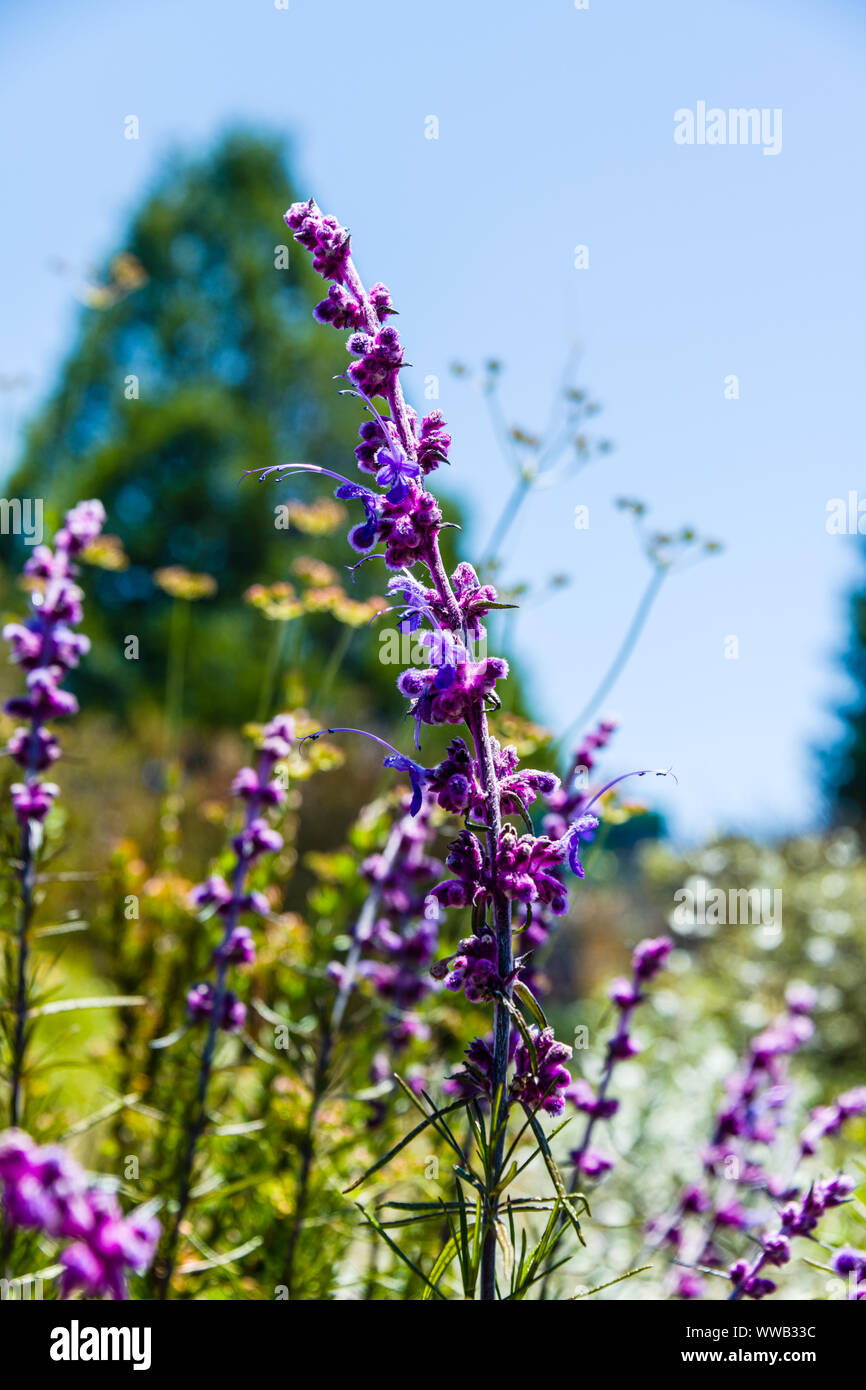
[81,533,129,571]
[153,567,217,600]
[243,581,303,621]
[291,556,339,587]
[284,498,346,535]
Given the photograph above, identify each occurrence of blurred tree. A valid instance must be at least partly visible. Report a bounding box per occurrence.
[6,130,401,730]
[828,556,866,825]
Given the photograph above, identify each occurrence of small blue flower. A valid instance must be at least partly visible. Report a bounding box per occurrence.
[419,628,465,669]
[382,753,428,815]
[433,662,456,691]
[385,574,432,633]
[299,726,429,816]
[566,813,600,878]
[375,444,421,502]
[336,482,381,552]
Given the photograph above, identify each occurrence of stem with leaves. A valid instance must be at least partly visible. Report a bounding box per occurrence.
[281,818,404,1294]
[155,723,289,1298]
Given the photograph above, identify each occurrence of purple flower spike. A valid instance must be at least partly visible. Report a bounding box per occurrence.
[3,501,105,829]
[0,1127,158,1299]
[259,200,680,1296]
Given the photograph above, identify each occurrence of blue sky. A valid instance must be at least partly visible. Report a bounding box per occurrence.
[1,0,864,841]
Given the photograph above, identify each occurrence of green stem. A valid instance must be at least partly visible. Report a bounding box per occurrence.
[316,624,353,709]
[467,704,513,1302]
[557,567,666,753]
[280,821,404,1295]
[483,476,531,570]
[164,598,190,763]
[256,620,290,723]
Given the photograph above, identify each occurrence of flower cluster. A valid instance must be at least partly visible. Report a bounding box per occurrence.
[729,1175,855,1301]
[435,927,504,1004]
[384,567,499,672]
[278,199,453,571]
[430,825,570,921]
[426,734,558,819]
[832,1244,866,1300]
[499,719,615,990]
[443,1033,517,1104]
[705,985,818,1173]
[510,1027,574,1117]
[3,500,105,828]
[284,200,352,282]
[331,795,443,1039]
[447,1028,575,1123]
[397,654,509,732]
[444,1027,573,1118]
[799,1084,866,1157]
[568,936,672,1178]
[653,986,866,1300]
[0,1128,158,1299]
[184,714,292,1033]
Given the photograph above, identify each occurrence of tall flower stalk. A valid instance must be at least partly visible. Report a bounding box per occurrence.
[567,937,672,1182]
[2,500,105,1128]
[154,714,291,1298]
[255,201,671,1298]
[281,808,410,1293]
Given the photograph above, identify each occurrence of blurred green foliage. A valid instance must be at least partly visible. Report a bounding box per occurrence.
[6,131,405,730]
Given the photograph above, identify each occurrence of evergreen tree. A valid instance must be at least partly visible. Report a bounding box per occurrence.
[829,557,866,825]
[6,131,393,729]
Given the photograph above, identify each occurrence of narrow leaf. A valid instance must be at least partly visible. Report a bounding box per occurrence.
[513,979,549,1030]
[29,994,146,1018]
[569,1264,653,1299]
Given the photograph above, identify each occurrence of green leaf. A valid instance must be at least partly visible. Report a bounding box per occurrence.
[343,1096,471,1194]
[179,1236,262,1274]
[494,1160,520,1196]
[513,979,549,1030]
[150,1025,188,1050]
[569,1264,653,1299]
[355,1204,447,1300]
[59,1093,138,1141]
[239,1030,277,1065]
[498,993,537,1073]
[423,1234,460,1301]
[522,1105,586,1243]
[28,994,146,1018]
[33,920,89,939]
[208,1118,266,1137]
